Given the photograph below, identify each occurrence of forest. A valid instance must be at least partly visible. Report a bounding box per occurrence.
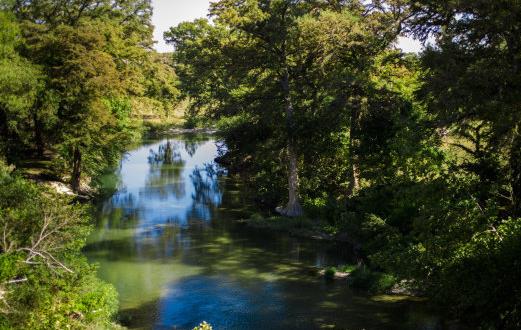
[0,0,520,329]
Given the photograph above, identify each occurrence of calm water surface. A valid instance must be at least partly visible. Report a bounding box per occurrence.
[84,135,445,330]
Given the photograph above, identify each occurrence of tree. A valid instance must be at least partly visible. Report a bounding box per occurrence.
[4,0,157,191]
[206,0,313,216]
[292,5,401,197]
[0,12,41,161]
[407,0,521,217]
[27,20,132,191]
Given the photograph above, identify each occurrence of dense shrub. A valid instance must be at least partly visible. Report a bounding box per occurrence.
[0,162,119,329]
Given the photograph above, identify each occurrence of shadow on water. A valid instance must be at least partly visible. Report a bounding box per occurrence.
[84,134,453,330]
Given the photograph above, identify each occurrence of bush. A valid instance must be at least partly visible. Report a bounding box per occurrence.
[324,267,337,280]
[0,162,119,329]
[183,115,198,129]
[348,266,396,294]
[432,217,521,328]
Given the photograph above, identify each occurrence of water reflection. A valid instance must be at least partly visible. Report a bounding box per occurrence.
[85,135,447,330]
[146,140,187,200]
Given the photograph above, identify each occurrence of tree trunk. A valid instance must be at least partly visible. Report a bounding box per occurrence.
[279,142,303,217]
[511,125,521,217]
[276,70,303,217]
[347,100,362,197]
[71,147,82,193]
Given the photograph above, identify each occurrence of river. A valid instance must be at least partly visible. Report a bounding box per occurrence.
[84,134,446,330]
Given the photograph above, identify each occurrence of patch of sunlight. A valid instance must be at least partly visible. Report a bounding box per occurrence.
[87,228,136,243]
[206,247,222,254]
[327,291,343,299]
[371,295,427,303]
[220,259,241,266]
[237,268,259,278]
[274,262,301,274]
[314,318,336,329]
[214,236,232,245]
[95,260,203,310]
[256,272,279,282]
[319,301,340,309]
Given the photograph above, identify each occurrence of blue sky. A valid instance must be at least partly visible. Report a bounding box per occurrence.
[151,0,423,53]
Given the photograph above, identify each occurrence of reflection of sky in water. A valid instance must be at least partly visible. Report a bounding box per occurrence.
[105,138,222,240]
[86,136,447,330]
[157,276,286,330]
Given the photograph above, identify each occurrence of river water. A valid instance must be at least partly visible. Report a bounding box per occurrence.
[84,134,445,330]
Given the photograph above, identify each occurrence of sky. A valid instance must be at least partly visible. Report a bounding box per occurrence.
[151,0,423,53]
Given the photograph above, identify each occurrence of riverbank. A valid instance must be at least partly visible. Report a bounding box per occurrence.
[236,214,425,297]
[237,214,340,241]
[19,120,219,200]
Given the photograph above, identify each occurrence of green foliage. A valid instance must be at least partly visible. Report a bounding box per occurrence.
[0,1,181,191]
[183,115,198,129]
[348,266,397,294]
[0,3,180,328]
[0,12,42,161]
[193,321,213,330]
[0,161,119,328]
[324,267,337,280]
[431,217,521,328]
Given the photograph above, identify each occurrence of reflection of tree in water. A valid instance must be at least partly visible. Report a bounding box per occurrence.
[145,140,186,199]
[148,140,180,164]
[215,140,228,159]
[188,163,225,221]
[183,135,206,157]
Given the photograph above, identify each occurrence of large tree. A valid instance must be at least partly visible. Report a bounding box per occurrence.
[408,0,521,217]
[1,0,160,191]
[168,0,405,215]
